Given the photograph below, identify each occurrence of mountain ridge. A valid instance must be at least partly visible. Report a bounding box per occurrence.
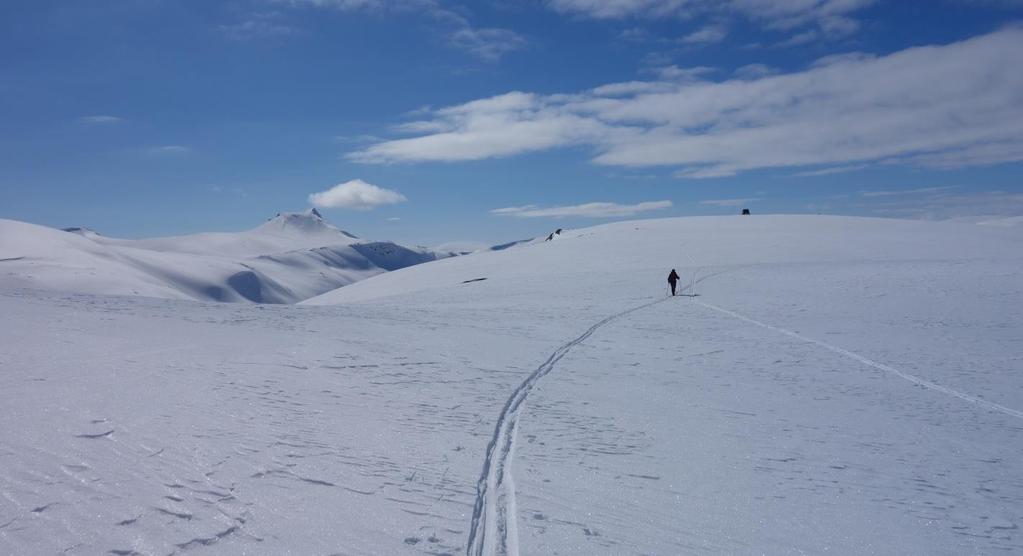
[0,211,453,303]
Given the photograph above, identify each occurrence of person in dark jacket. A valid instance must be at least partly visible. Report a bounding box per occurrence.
[667,269,680,296]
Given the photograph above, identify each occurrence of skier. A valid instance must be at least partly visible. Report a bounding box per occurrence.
[667,268,680,296]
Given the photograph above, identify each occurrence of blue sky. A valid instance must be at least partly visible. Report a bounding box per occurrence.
[2,0,1022,246]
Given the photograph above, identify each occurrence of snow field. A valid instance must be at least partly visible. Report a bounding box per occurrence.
[2,215,1022,554]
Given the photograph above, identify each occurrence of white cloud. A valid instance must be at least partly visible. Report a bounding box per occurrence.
[647,64,715,81]
[275,0,387,8]
[547,0,875,40]
[860,189,1023,220]
[680,22,728,44]
[275,0,525,61]
[547,0,691,19]
[221,12,296,40]
[350,28,1023,177]
[308,179,408,210]
[700,197,758,206]
[78,115,123,124]
[793,164,868,177]
[618,26,654,42]
[448,26,527,62]
[211,185,249,197]
[859,186,956,198]
[491,200,673,218]
[146,145,192,156]
[733,63,776,79]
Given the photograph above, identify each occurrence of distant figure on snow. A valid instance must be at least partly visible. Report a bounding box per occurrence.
[667,269,680,296]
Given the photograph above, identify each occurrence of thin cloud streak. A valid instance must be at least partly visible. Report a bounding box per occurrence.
[146,145,192,156]
[793,164,869,177]
[275,0,526,61]
[859,186,956,198]
[78,115,124,124]
[547,0,875,41]
[221,12,296,40]
[861,189,1023,221]
[680,22,728,44]
[700,198,758,206]
[491,200,673,218]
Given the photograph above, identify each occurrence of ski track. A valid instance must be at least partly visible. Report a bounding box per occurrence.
[466,272,1021,556]
[466,290,686,556]
[695,300,1023,421]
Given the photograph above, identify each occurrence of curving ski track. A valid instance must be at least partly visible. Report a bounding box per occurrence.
[465,265,1022,555]
[465,292,682,556]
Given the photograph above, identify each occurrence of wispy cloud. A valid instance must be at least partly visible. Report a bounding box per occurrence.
[861,189,1023,220]
[547,0,875,42]
[78,115,124,125]
[793,164,868,177]
[645,64,715,81]
[680,22,728,44]
[221,12,296,40]
[448,26,527,62]
[491,200,672,218]
[350,28,1023,178]
[308,179,408,210]
[700,197,758,206]
[859,186,956,198]
[276,0,385,7]
[732,63,776,79]
[211,185,249,198]
[146,145,192,156]
[275,0,526,61]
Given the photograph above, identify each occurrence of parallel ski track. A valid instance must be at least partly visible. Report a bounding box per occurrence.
[465,284,696,556]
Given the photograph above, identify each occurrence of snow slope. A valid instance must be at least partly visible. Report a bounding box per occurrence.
[2,215,1022,555]
[0,210,450,303]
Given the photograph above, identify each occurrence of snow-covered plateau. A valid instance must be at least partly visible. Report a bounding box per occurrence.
[1,214,1022,555]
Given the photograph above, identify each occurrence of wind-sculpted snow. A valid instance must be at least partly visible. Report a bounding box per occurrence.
[0,210,451,304]
[2,215,1023,554]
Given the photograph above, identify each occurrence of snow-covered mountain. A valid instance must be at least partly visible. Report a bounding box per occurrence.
[305,214,1022,304]
[2,215,1022,555]
[0,209,452,303]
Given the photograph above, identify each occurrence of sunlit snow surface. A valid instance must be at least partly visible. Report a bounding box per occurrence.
[2,215,1022,555]
[0,211,448,304]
